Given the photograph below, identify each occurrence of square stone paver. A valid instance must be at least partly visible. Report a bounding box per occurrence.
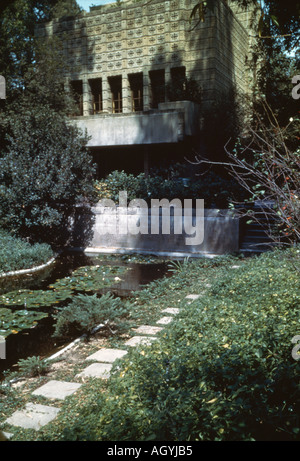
[162,308,180,315]
[124,336,157,347]
[185,294,201,301]
[156,316,173,325]
[86,348,127,363]
[76,362,112,379]
[32,380,81,400]
[5,403,60,430]
[133,325,163,335]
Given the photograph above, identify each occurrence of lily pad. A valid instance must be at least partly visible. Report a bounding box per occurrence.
[0,288,73,308]
[0,307,48,337]
[0,264,128,311]
[51,264,128,292]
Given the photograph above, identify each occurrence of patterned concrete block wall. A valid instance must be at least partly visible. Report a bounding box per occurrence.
[35,0,255,115]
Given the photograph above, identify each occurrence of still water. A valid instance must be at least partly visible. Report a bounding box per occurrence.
[0,251,170,379]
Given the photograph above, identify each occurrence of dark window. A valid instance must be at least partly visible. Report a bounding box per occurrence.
[109,76,122,113]
[170,67,186,98]
[70,80,83,116]
[149,69,165,108]
[129,73,143,112]
[89,78,103,114]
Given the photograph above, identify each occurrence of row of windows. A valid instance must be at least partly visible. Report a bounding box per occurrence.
[70,67,186,116]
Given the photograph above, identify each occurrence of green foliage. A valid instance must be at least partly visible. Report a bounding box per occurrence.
[50,0,82,19]
[0,265,127,308]
[0,263,128,337]
[0,1,72,103]
[189,1,300,54]
[0,229,53,274]
[17,355,50,377]
[55,248,300,441]
[53,292,131,339]
[94,167,247,208]
[0,4,96,245]
[49,264,128,293]
[0,307,48,338]
[0,105,96,244]
[167,258,190,273]
[95,170,148,203]
[0,289,72,309]
[257,1,300,52]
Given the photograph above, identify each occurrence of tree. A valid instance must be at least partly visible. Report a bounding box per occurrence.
[190,1,300,54]
[193,104,300,246]
[0,9,96,246]
[0,0,82,101]
[259,1,300,52]
[51,0,82,18]
[189,1,299,237]
[0,101,96,246]
[251,44,299,148]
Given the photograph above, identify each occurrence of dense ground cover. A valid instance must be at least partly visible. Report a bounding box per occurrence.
[1,248,299,441]
[0,229,54,275]
[68,248,299,442]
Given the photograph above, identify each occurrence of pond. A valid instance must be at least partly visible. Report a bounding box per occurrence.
[0,251,171,379]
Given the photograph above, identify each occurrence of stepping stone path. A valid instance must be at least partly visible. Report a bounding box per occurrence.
[5,403,60,431]
[85,348,127,363]
[32,380,82,400]
[133,325,163,335]
[76,362,112,379]
[2,295,196,437]
[124,336,156,347]
[185,294,201,303]
[156,316,173,325]
[162,308,180,315]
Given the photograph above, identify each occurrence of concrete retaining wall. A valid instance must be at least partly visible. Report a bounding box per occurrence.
[72,205,239,257]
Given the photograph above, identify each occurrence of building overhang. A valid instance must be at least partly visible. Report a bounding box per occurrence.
[70,101,201,147]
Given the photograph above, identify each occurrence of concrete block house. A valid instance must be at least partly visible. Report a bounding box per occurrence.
[35,0,256,177]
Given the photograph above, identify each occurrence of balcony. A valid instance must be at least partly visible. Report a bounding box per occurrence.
[70,101,201,147]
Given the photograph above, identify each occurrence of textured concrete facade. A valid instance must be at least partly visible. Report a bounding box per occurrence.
[35,0,255,162]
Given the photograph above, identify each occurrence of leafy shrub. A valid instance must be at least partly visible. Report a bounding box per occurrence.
[95,170,148,203]
[0,229,54,274]
[94,167,247,207]
[53,292,131,339]
[17,356,50,377]
[0,106,96,245]
[0,35,97,245]
[57,248,300,441]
